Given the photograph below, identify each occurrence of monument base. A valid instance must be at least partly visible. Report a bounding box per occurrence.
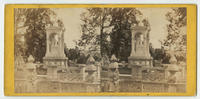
[43,57,68,80]
[128,56,153,81]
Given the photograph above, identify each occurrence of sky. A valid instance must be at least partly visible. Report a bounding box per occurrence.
[53,8,85,48]
[54,8,172,49]
[138,8,171,48]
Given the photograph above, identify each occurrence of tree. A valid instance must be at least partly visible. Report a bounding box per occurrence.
[109,8,143,61]
[78,8,146,61]
[14,9,28,58]
[66,47,80,62]
[162,8,187,62]
[78,8,112,56]
[77,53,87,64]
[163,8,186,50]
[23,8,63,62]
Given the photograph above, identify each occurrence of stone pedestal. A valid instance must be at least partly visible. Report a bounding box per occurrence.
[47,66,57,80]
[131,66,142,80]
[79,64,86,81]
[43,58,68,80]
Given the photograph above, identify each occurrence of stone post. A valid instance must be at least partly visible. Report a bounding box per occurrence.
[85,55,96,83]
[108,54,119,92]
[166,52,180,92]
[26,55,37,92]
[79,64,86,81]
[47,66,58,80]
[96,62,101,84]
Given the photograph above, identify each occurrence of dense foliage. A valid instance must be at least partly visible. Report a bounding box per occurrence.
[162,8,187,62]
[163,8,186,51]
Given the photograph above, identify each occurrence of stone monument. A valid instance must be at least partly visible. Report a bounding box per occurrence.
[43,26,68,80]
[128,24,153,66]
[128,21,153,80]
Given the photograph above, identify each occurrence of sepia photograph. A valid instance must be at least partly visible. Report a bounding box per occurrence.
[14,7,187,93]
